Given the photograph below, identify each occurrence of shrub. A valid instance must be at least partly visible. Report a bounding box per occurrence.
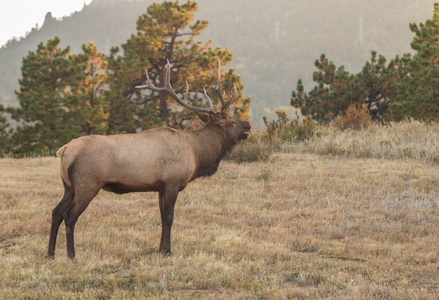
[282,115,316,142]
[262,109,290,142]
[332,104,372,130]
[262,110,316,144]
[228,132,272,163]
[229,142,271,163]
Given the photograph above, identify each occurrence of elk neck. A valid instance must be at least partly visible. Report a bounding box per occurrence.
[189,122,229,180]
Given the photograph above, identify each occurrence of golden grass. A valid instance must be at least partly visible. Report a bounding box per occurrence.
[294,119,439,163]
[1,148,438,298]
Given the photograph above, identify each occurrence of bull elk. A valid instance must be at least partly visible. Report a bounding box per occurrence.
[47,59,251,259]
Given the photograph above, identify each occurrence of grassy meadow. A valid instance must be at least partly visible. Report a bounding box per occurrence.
[1,121,439,299]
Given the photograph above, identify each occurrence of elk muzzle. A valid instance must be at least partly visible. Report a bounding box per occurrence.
[241,120,251,139]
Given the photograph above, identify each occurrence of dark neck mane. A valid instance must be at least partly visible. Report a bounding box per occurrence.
[189,123,235,180]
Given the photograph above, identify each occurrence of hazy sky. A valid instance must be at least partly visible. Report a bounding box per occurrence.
[0,0,93,47]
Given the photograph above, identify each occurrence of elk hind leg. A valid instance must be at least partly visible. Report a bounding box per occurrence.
[47,179,74,258]
[63,185,100,259]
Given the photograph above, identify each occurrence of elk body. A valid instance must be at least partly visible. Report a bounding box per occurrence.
[47,60,251,259]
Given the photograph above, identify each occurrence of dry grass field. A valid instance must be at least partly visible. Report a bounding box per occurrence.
[1,122,439,299]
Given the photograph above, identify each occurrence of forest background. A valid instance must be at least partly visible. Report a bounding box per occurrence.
[0,0,438,156]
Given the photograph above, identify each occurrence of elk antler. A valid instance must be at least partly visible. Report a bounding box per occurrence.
[212,57,238,115]
[136,61,212,113]
[203,87,222,112]
[135,59,237,115]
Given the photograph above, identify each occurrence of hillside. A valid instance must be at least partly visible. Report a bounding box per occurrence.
[0,0,436,123]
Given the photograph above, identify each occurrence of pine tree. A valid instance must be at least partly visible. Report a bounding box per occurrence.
[357,51,410,121]
[390,3,439,121]
[70,42,109,135]
[107,0,250,132]
[291,54,359,122]
[291,52,408,122]
[0,104,9,156]
[7,37,81,156]
[106,45,162,133]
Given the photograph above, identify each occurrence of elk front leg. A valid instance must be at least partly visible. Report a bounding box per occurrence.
[158,186,178,255]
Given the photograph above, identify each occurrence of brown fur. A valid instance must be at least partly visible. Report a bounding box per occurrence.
[47,114,250,259]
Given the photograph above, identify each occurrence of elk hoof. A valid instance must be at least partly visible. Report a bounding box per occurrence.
[160,249,172,257]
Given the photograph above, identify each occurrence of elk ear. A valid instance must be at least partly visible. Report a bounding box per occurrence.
[208,112,221,124]
[196,112,210,123]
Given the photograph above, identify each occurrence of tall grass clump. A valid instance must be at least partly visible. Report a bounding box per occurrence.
[228,132,272,163]
[229,110,317,163]
[297,118,439,162]
[262,110,316,145]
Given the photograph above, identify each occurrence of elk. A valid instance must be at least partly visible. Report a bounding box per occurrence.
[47,59,251,259]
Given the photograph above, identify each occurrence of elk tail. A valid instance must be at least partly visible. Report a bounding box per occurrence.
[56,145,67,157]
[56,145,74,189]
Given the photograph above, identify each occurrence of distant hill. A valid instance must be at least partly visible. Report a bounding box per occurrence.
[0,0,436,124]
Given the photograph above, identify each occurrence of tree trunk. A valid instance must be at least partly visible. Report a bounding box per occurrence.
[159,67,169,126]
[159,94,169,126]
[433,60,437,101]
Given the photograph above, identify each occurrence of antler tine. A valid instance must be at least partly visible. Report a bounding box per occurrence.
[144,69,153,87]
[220,83,238,114]
[229,83,238,102]
[203,87,221,112]
[183,81,189,103]
[213,58,224,103]
[136,68,156,90]
[203,87,213,109]
[165,59,172,88]
[210,58,238,114]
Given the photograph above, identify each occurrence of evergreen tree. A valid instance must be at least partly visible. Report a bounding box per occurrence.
[70,42,109,135]
[0,104,9,156]
[106,47,140,133]
[291,54,360,123]
[291,52,408,122]
[107,0,250,132]
[7,37,81,156]
[390,3,439,121]
[357,51,410,121]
